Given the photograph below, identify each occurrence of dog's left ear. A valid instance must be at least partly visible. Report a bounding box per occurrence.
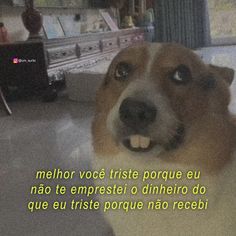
[208,64,235,85]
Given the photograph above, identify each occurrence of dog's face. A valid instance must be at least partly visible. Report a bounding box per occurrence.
[93,43,234,162]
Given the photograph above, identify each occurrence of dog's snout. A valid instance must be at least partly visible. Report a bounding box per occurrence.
[119,98,157,129]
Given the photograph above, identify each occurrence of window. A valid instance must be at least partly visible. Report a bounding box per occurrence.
[208,0,236,45]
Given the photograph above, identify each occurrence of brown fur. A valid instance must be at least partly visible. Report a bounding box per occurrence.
[93,44,150,156]
[92,43,236,174]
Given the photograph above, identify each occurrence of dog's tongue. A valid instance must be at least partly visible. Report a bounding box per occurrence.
[130,135,151,149]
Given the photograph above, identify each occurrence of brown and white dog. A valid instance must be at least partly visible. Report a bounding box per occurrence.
[92,43,236,236]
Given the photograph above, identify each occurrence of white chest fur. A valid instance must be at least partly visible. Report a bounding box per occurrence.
[93,152,236,236]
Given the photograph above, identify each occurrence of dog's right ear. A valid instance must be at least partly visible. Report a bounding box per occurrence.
[208,64,235,86]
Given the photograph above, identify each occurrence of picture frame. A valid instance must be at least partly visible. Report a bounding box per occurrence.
[46,0,63,7]
[12,0,24,6]
[43,15,65,39]
[34,0,49,7]
[58,15,81,37]
[100,11,119,31]
[61,0,88,8]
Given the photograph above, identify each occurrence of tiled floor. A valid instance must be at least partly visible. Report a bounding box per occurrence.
[0,45,236,236]
[0,100,113,236]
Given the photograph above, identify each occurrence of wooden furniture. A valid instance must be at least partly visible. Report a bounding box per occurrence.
[7,2,145,86]
[0,27,144,115]
[44,27,145,83]
[0,3,145,114]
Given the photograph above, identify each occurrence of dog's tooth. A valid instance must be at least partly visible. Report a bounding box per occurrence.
[130,135,140,148]
[140,137,151,149]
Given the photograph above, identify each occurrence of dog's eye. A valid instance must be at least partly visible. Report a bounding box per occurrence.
[115,62,132,81]
[171,65,192,85]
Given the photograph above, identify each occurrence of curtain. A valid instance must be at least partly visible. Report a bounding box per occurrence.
[154,0,211,48]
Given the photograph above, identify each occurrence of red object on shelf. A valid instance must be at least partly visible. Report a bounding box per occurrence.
[0,22,10,43]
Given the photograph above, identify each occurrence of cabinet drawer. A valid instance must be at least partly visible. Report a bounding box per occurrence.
[78,42,101,57]
[102,38,118,51]
[132,33,144,42]
[47,45,76,64]
[119,35,132,48]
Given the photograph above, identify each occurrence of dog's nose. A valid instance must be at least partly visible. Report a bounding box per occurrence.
[119,98,157,129]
